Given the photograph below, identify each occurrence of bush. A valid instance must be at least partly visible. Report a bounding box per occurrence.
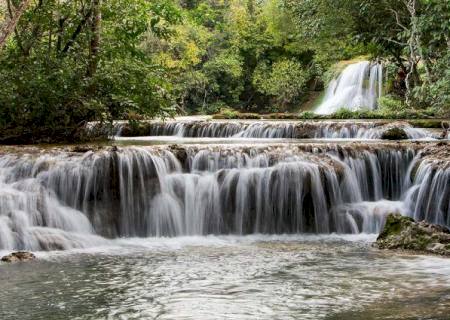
[378,95,407,113]
[298,111,317,119]
[253,59,309,109]
[220,108,240,119]
[333,108,357,119]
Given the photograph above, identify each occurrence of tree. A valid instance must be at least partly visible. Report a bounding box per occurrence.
[253,59,309,110]
[0,0,31,50]
[0,0,181,143]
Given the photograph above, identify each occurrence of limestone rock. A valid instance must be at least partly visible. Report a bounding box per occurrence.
[376,213,450,256]
[1,251,36,263]
[381,127,408,140]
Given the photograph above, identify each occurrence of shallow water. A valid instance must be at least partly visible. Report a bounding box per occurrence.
[1,235,450,320]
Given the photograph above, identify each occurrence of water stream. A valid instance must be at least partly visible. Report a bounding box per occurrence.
[111,119,440,140]
[315,61,383,114]
[0,142,448,250]
[1,119,449,319]
[1,235,450,320]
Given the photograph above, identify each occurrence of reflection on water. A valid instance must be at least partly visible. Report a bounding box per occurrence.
[1,235,450,320]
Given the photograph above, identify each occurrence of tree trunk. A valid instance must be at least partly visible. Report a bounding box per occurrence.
[403,0,420,107]
[87,0,101,78]
[0,0,31,50]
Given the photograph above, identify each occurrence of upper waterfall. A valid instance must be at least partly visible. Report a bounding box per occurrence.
[315,61,383,115]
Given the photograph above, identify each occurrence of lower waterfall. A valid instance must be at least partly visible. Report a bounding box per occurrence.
[0,144,448,250]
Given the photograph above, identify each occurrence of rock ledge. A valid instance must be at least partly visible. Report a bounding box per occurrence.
[375,213,450,256]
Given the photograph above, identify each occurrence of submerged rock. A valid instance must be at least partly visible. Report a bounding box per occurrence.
[381,127,408,140]
[376,213,450,256]
[1,251,36,263]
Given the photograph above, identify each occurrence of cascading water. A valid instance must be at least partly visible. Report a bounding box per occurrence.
[315,61,383,115]
[113,120,439,140]
[403,159,450,226]
[0,143,448,251]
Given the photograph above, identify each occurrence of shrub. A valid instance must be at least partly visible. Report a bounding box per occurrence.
[378,95,407,113]
[298,111,317,119]
[333,108,357,119]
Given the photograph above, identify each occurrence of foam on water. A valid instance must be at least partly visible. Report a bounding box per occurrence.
[0,144,448,251]
[111,119,439,140]
[315,61,383,114]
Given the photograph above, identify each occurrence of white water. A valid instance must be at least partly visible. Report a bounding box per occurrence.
[315,61,383,115]
[0,144,448,251]
[112,120,439,140]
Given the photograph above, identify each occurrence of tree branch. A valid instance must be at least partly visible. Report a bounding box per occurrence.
[61,8,92,54]
[0,0,31,50]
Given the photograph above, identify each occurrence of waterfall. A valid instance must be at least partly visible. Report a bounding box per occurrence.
[112,120,438,140]
[1,144,447,251]
[315,61,384,115]
[404,160,450,226]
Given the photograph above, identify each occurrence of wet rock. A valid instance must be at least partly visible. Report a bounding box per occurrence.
[381,127,408,140]
[1,251,36,263]
[119,122,152,137]
[169,144,187,164]
[71,145,95,153]
[376,213,450,256]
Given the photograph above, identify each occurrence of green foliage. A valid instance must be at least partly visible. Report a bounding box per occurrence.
[148,0,321,114]
[297,108,437,120]
[412,52,450,114]
[212,108,262,119]
[378,96,407,113]
[0,0,179,143]
[288,0,450,114]
[1,0,448,144]
[298,111,317,119]
[333,108,358,119]
[219,107,240,119]
[253,59,309,110]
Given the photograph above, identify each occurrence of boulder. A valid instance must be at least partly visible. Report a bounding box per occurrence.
[375,213,450,256]
[1,251,36,263]
[381,127,408,140]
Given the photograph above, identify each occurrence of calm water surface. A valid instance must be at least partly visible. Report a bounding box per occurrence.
[1,235,450,320]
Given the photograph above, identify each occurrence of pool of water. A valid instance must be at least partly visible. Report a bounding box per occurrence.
[1,235,450,319]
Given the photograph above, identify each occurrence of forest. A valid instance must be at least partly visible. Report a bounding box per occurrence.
[0,0,449,143]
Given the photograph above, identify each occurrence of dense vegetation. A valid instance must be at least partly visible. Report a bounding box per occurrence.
[0,0,448,143]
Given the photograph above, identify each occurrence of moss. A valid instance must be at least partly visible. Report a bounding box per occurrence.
[120,121,162,137]
[409,120,449,129]
[213,108,262,120]
[236,113,261,119]
[381,127,408,140]
[411,234,432,250]
[264,113,299,119]
[378,214,414,240]
[376,214,450,256]
[212,108,446,121]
